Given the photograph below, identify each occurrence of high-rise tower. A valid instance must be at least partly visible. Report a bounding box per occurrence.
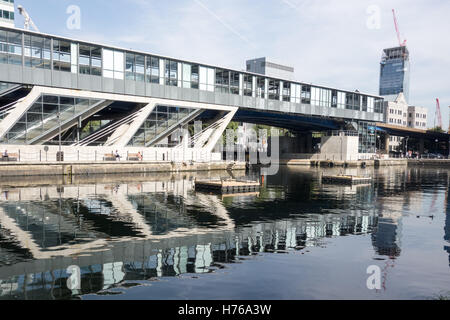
[0,0,14,28]
[379,46,410,104]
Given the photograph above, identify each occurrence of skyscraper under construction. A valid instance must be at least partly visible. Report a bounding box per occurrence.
[379,46,410,104]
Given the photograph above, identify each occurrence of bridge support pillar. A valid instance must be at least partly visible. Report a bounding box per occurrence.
[384,134,390,154]
[306,133,313,153]
[419,139,425,156]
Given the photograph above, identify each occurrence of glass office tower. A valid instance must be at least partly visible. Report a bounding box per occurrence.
[379,46,410,104]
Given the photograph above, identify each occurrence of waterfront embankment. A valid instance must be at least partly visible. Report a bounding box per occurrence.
[408,159,450,167]
[0,161,246,177]
[277,159,408,168]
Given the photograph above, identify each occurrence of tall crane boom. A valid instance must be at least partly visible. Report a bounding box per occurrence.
[392,9,407,47]
[17,5,40,33]
[435,98,443,129]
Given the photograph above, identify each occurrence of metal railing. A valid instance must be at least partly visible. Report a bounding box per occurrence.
[0,147,223,163]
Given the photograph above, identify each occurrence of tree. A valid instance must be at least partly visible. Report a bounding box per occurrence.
[430,126,445,133]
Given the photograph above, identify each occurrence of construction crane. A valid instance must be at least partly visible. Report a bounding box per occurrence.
[448,106,450,134]
[435,98,443,129]
[17,5,40,33]
[392,9,407,47]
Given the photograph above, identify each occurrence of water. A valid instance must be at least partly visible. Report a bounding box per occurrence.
[0,166,449,300]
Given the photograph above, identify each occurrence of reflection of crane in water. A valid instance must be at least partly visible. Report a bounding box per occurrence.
[379,258,396,292]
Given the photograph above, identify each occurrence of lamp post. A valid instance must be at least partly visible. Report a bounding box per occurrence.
[405,137,410,158]
[376,135,381,156]
[435,139,439,154]
[57,112,62,161]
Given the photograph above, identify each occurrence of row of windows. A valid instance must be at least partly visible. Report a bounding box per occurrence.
[389,118,406,125]
[0,10,14,21]
[389,108,405,116]
[1,0,14,4]
[413,113,427,119]
[0,29,384,113]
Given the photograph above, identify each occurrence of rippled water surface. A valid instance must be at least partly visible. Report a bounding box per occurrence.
[0,166,449,300]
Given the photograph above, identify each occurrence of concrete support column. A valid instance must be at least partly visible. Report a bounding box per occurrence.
[419,139,425,155]
[306,133,313,153]
[384,134,390,154]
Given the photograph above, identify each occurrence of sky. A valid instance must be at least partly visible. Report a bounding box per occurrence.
[11,0,450,129]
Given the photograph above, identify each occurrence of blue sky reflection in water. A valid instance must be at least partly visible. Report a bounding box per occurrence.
[0,166,449,300]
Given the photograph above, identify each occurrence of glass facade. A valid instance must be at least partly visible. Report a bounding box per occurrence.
[379,47,410,103]
[0,29,21,65]
[358,121,376,154]
[0,26,384,122]
[79,45,102,76]
[128,105,199,147]
[1,94,101,144]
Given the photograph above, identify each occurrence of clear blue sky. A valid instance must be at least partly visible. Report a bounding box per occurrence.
[12,0,450,129]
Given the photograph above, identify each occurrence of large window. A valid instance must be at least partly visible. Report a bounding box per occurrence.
[256,77,265,99]
[230,71,239,95]
[320,88,331,107]
[182,63,199,89]
[361,96,368,112]
[290,83,301,104]
[53,40,72,72]
[268,79,280,100]
[282,82,290,102]
[199,66,214,92]
[374,98,384,114]
[215,69,230,93]
[125,53,145,81]
[146,56,160,83]
[0,30,22,65]
[301,85,311,104]
[103,49,124,80]
[331,90,338,108]
[243,75,253,97]
[79,44,102,76]
[165,60,178,86]
[311,87,331,107]
[24,35,51,69]
[337,92,346,109]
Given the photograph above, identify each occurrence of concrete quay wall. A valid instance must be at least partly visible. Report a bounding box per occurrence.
[408,159,450,167]
[0,161,246,178]
[278,159,407,168]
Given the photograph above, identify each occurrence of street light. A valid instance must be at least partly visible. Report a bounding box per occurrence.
[57,112,62,161]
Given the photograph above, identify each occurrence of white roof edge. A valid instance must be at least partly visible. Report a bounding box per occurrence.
[0,26,383,99]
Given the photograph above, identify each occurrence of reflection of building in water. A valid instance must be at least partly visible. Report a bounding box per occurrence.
[0,170,382,299]
[372,194,403,258]
[0,208,378,299]
[371,216,402,257]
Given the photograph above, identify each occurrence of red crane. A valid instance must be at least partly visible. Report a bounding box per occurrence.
[435,98,443,129]
[392,9,407,47]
